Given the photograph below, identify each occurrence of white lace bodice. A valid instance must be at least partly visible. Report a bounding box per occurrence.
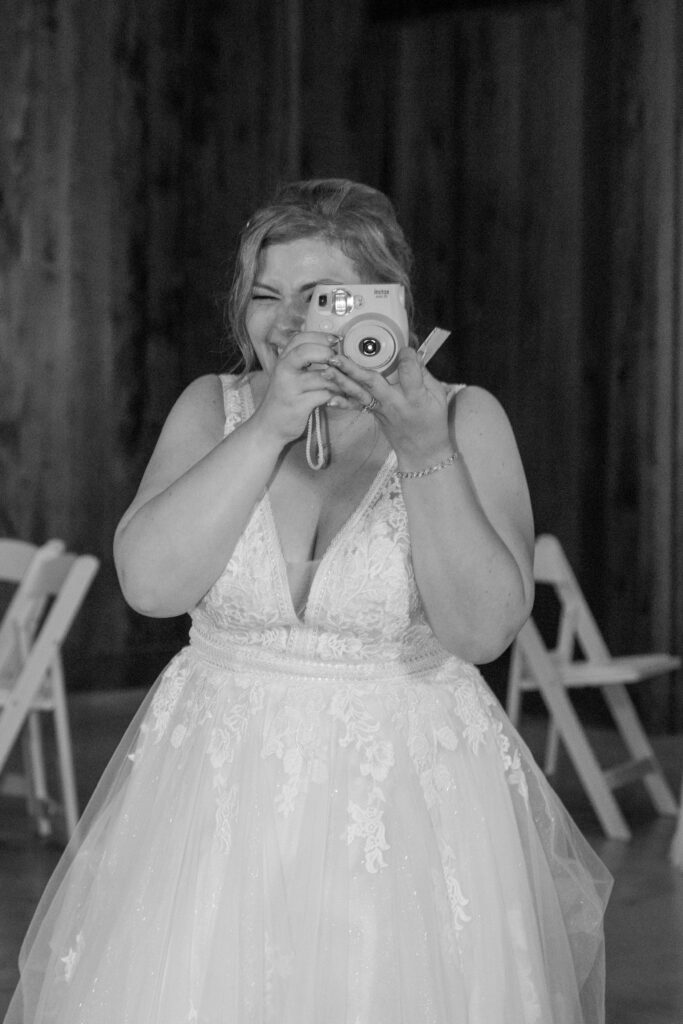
[189,375,464,668]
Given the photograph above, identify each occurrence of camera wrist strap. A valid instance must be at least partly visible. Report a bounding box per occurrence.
[305,407,327,471]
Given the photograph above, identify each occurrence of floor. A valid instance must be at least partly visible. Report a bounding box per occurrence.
[1,688,682,1023]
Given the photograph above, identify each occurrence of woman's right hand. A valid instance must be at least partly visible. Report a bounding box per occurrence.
[252,332,343,444]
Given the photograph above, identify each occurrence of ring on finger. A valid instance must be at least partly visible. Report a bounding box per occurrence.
[363,395,379,413]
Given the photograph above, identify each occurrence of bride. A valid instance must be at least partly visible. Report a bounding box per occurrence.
[5,178,611,1023]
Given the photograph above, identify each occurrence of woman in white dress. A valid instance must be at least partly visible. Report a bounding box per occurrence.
[5,178,611,1023]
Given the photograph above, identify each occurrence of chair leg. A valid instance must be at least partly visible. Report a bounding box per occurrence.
[671,776,683,868]
[51,665,79,838]
[600,683,678,816]
[539,678,632,840]
[19,726,38,818]
[26,711,52,837]
[543,721,560,775]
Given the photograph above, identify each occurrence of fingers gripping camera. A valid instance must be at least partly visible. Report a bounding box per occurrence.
[304,284,409,379]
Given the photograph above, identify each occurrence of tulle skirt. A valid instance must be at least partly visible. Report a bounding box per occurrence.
[4,643,612,1023]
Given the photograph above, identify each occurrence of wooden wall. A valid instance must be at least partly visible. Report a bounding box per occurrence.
[1,0,682,726]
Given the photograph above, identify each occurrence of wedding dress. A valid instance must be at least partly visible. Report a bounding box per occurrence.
[5,375,611,1024]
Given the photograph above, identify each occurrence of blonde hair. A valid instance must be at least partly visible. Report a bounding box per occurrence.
[226,178,416,373]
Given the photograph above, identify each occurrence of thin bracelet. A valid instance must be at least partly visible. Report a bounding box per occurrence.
[396,450,459,479]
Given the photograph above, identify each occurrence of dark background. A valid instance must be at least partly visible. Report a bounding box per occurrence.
[1,0,682,728]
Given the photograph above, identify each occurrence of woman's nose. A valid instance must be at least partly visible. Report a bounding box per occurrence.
[276,296,307,334]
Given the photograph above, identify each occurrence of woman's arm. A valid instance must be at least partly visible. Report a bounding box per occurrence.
[115,334,342,617]
[113,375,283,617]
[322,350,534,663]
[399,385,534,663]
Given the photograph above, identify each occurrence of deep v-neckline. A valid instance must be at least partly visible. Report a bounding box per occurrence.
[243,377,396,622]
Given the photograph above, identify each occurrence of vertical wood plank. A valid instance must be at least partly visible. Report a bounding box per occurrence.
[0,0,681,720]
[390,11,469,346]
[640,0,677,681]
[600,0,681,726]
[517,3,584,558]
[456,11,522,405]
[175,0,307,384]
[603,0,646,665]
[640,0,680,726]
[674,3,683,729]
[579,0,612,621]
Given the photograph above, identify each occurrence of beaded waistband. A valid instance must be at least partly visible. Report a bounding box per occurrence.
[187,625,452,684]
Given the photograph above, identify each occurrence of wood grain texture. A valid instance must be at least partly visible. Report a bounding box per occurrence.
[0,0,681,725]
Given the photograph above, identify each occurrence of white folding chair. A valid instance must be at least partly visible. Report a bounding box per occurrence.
[672,779,683,869]
[0,539,64,833]
[507,533,680,840]
[0,539,99,839]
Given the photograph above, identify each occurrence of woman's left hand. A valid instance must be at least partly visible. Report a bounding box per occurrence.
[323,346,453,469]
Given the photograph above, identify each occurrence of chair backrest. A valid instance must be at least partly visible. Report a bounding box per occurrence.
[0,546,99,770]
[532,533,611,664]
[20,551,100,649]
[0,540,66,671]
[0,539,42,584]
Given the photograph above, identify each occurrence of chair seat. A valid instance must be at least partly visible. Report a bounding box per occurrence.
[517,652,682,689]
[0,684,55,711]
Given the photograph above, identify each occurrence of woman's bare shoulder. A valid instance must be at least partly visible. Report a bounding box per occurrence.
[165,373,229,443]
[132,375,227,499]
[115,374,237,536]
[449,384,516,442]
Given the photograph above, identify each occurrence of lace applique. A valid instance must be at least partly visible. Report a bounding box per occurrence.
[310,630,364,661]
[449,679,491,754]
[220,375,242,437]
[199,516,288,642]
[347,790,390,873]
[507,907,543,1022]
[261,685,329,816]
[59,931,84,982]
[387,684,458,811]
[330,687,394,872]
[439,841,472,931]
[490,718,530,804]
[214,780,239,853]
[330,687,380,749]
[474,680,531,804]
[223,410,241,436]
[317,495,415,653]
[148,654,193,742]
[208,683,264,769]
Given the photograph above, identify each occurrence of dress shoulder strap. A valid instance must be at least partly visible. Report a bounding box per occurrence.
[218,373,245,437]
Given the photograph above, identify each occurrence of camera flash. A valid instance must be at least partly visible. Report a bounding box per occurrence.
[331,288,354,316]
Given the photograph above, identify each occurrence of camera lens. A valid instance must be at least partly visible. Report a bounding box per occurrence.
[359,337,380,356]
[342,319,400,377]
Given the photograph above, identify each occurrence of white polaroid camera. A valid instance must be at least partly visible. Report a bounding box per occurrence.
[305,283,409,380]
